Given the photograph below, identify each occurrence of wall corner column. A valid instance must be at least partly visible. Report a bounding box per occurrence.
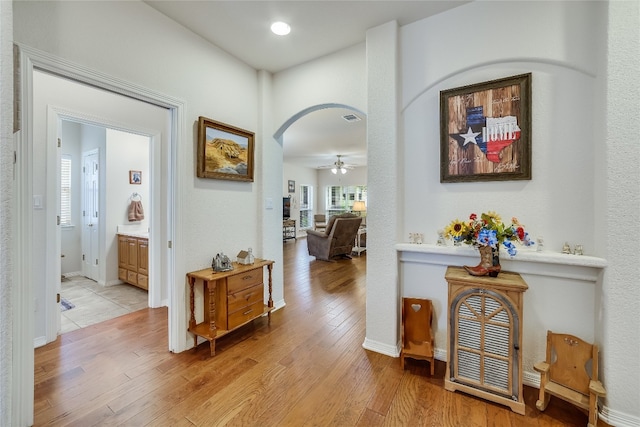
[363,20,401,356]
[257,70,285,310]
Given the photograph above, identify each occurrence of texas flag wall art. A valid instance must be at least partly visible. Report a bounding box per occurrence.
[440,73,532,183]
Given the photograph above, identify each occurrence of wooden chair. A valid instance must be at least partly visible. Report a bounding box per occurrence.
[401,297,434,375]
[533,331,606,427]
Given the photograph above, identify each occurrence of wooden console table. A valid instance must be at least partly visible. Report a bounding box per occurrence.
[444,266,528,415]
[186,259,274,356]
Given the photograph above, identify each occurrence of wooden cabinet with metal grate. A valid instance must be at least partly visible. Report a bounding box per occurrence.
[444,266,528,415]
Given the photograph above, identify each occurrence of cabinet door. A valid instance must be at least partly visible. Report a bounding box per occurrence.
[126,239,138,271]
[118,236,128,268]
[138,239,148,275]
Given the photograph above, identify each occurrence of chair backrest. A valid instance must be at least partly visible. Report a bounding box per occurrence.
[314,214,326,223]
[402,298,433,344]
[328,216,362,246]
[547,331,598,395]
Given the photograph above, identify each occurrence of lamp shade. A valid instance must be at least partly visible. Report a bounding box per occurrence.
[352,201,366,212]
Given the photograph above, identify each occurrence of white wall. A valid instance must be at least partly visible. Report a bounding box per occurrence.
[60,121,82,275]
[273,43,366,128]
[14,0,275,350]
[0,1,14,424]
[401,1,601,253]
[105,128,149,285]
[397,1,639,424]
[13,0,266,277]
[601,0,640,422]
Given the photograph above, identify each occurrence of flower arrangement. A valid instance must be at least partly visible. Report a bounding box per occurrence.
[443,211,534,256]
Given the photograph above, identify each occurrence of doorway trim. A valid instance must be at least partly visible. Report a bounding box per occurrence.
[14,43,186,426]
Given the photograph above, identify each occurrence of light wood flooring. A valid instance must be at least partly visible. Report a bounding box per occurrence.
[34,239,602,426]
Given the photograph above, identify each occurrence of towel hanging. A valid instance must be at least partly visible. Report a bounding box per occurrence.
[128,198,144,222]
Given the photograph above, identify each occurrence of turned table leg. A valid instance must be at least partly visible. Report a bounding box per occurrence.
[189,277,197,348]
[267,262,273,323]
[206,279,217,356]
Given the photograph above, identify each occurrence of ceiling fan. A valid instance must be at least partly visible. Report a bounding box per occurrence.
[318,155,355,174]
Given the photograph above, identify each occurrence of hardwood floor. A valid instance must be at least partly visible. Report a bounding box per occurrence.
[34,238,600,426]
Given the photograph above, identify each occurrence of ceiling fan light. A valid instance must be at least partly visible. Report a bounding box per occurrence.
[340,167,347,174]
[331,167,337,174]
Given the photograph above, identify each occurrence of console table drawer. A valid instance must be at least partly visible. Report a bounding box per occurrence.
[227,269,262,293]
[228,284,263,315]
[228,300,265,330]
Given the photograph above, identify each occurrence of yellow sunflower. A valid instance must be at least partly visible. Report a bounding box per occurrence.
[485,210,502,223]
[445,219,468,238]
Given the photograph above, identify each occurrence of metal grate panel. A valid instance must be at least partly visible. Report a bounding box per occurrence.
[484,356,509,390]
[484,323,510,357]
[458,318,481,350]
[458,350,481,382]
[485,298,509,324]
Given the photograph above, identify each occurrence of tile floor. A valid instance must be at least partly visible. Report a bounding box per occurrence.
[60,275,149,334]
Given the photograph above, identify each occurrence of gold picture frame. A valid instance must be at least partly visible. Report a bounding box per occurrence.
[197,116,255,181]
[440,73,532,183]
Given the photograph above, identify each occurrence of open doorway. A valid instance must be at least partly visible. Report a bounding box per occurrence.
[31,69,172,346]
[59,120,153,334]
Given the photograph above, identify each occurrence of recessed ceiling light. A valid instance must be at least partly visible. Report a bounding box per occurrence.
[271,21,291,36]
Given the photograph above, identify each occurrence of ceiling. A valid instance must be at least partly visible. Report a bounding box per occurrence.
[145,1,469,169]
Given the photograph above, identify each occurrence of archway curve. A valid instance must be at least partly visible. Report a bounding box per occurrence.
[273,103,367,144]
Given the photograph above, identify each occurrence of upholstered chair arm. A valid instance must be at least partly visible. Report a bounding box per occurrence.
[306,230,334,261]
[306,229,327,238]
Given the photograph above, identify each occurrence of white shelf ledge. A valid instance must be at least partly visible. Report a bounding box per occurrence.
[396,243,607,282]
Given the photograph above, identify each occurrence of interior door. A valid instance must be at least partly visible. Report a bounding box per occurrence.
[82,149,100,281]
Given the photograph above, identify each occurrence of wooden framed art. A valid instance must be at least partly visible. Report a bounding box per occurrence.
[129,170,141,184]
[197,116,255,181]
[440,73,531,183]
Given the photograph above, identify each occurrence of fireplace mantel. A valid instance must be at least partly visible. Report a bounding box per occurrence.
[396,243,607,282]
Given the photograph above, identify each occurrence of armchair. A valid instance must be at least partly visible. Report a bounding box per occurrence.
[306,213,362,261]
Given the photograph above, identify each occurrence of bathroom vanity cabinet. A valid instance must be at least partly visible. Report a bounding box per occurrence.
[118,234,149,290]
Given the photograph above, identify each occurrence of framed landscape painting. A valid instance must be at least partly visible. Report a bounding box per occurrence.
[197,116,255,182]
[440,73,531,183]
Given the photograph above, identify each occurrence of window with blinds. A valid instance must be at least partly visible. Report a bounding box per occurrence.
[60,155,72,226]
[299,185,312,229]
[326,185,367,216]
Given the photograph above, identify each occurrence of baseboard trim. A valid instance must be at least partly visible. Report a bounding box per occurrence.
[271,298,286,312]
[33,336,47,349]
[62,271,82,278]
[599,405,640,427]
[362,337,400,357]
